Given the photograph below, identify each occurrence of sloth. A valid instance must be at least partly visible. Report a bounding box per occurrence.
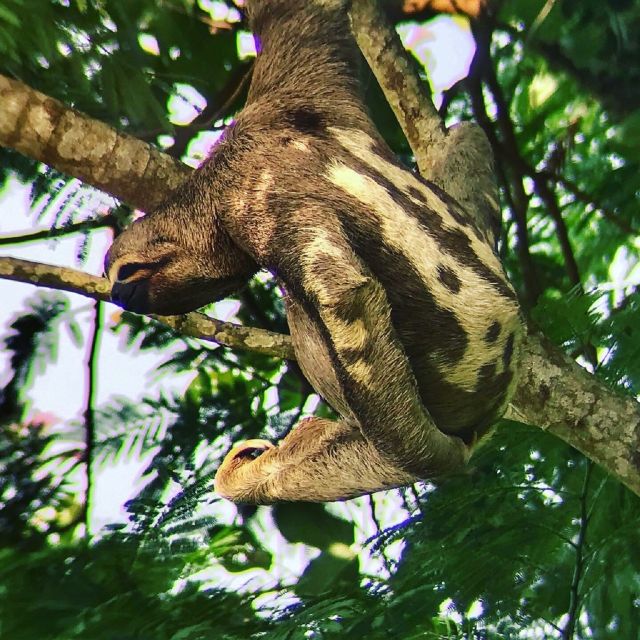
[104,0,522,503]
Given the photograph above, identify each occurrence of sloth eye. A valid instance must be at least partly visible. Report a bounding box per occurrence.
[117,262,154,282]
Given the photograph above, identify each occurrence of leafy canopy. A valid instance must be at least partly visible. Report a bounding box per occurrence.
[0,0,639,638]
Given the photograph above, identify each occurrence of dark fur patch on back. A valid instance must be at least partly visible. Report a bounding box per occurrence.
[286,106,326,136]
[477,361,497,390]
[485,320,501,343]
[426,180,471,227]
[414,174,488,242]
[503,332,515,367]
[407,186,427,204]
[340,215,468,364]
[339,150,517,303]
[437,264,462,294]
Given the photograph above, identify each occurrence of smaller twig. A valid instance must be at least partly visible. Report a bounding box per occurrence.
[562,461,593,640]
[167,63,254,158]
[538,171,637,236]
[82,300,102,534]
[527,0,558,41]
[0,215,117,247]
[0,256,294,359]
[533,177,582,289]
[366,494,394,574]
[408,483,424,513]
[467,68,540,306]
[538,616,564,635]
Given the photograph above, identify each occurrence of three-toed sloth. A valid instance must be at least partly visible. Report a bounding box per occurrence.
[105,0,522,503]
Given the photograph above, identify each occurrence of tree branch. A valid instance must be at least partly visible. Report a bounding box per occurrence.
[0,214,117,247]
[538,170,637,236]
[352,0,502,241]
[164,62,253,159]
[534,176,581,289]
[562,461,592,640]
[82,300,101,534]
[350,0,445,178]
[469,19,542,307]
[0,74,190,211]
[0,256,294,360]
[507,335,640,497]
[466,72,540,307]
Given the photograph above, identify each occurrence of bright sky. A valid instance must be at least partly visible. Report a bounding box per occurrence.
[0,178,184,525]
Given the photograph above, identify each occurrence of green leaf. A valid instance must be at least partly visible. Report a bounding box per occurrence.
[295,546,359,597]
[0,3,20,28]
[273,502,355,549]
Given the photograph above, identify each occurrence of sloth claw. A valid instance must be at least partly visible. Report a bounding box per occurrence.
[229,439,276,461]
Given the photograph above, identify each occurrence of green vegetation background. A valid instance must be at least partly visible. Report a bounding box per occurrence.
[0,0,639,637]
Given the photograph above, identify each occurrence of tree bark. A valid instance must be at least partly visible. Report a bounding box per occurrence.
[0,74,190,212]
[0,256,294,360]
[0,5,639,498]
[510,335,640,496]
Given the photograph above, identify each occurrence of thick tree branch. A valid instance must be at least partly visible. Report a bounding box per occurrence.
[0,74,190,211]
[507,335,640,496]
[352,0,501,240]
[350,0,445,177]
[0,257,294,360]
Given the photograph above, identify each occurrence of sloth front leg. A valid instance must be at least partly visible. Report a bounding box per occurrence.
[290,222,468,479]
[214,417,415,504]
[313,270,469,477]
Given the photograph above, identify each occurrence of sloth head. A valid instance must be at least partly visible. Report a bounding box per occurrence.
[104,205,258,316]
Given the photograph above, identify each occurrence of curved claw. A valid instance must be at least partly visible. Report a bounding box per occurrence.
[227,439,276,460]
[214,439,277,503]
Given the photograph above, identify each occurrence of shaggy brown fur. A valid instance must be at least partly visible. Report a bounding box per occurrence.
[105,0,522,503]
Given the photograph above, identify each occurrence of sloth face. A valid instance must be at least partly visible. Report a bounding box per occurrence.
[104,212,257,316]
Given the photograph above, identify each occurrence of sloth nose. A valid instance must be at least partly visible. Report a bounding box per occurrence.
[111,280,150,314]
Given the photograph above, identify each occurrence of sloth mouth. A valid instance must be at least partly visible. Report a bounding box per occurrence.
[111,279,151,314]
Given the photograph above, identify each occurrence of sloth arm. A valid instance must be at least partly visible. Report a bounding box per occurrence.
[214,218,468,504]
[214,417,417,504]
